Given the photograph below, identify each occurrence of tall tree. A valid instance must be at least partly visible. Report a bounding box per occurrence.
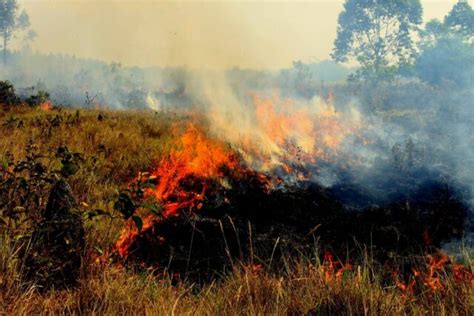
[415,1,474,87]
[0,0,30,64]
[332,0,422,79]
[444,0,474,38]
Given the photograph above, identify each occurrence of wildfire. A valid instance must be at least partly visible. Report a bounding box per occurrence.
[249,95,362,177]
[320,251,352,283]
[115,92,368,259]
[116,124,243,257]
[40,100,53,111]
[148,124,239,216]
[395,252,473,297]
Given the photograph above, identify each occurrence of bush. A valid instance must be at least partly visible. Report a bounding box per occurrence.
[0,81,20,108]
[25,90,51,107]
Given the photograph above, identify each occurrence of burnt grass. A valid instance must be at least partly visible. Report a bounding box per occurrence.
[123,166,469,280]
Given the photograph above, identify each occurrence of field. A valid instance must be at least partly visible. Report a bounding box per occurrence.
[0,106,472,315]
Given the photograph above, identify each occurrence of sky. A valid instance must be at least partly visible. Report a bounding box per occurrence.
[18,0,463,69]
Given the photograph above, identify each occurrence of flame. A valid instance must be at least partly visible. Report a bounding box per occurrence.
[116,124,240,257]
[320,251,352,283]
[116,93,364,258]
[395,252,473,297]
[148,124,239,216]
[248,95,361,177]
[40,101,53,111]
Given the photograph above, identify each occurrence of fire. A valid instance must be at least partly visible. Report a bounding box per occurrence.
[395,252,473,297]
[40,100,53,111]
[115,92,366,258]
[320,251,352,283]
[147,124,239,216]
[249,95,361,176]
[116,124,242,257]
[115,93,365,259]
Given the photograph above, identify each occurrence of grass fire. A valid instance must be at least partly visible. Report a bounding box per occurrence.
[1,0,473,315]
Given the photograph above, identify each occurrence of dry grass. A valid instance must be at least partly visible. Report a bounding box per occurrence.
[1,245,472,315]
[0,107,473,315]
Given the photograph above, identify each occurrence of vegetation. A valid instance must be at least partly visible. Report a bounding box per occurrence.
[414,0,474,88]
[0,105,472,314]
[0,0,33,64]
[332,0,422,79]
[0,0,473,314]
[444,0,474,37]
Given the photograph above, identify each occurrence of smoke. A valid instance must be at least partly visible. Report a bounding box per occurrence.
[1,48,473,224]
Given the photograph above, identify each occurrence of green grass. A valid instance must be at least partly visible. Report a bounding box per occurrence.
[0,107,472,315]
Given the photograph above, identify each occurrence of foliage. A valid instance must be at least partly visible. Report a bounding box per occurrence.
[0,80,19,108]
[0,0,32,64]
[0,142,83,235]
[420,1,473,47]
[444,0,474,38]
[332,0,422,80]
[415,1,474,87]
[114,174,163,232]
[25,90,50,108]
[415,36,474,87]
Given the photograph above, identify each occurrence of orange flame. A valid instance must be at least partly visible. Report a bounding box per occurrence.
[116,124,240,257]
[320,251,352,283]
[249,95,362,176]
[395,252,473,297]
[40,101,53,111]
[116,93,365,258]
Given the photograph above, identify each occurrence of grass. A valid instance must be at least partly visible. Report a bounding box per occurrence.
[0,106,473,315]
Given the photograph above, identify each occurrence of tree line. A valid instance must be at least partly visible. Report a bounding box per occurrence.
[332,0,474,83]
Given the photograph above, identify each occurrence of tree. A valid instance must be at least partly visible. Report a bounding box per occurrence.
[0,0,31,64]
[444,0,474,38]
[415,36,473,87]
[415,1,474,87]
[332,0,422,79]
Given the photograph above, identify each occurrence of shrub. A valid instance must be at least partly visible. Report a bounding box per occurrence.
[0,81,20,109]
[25,90,51,107]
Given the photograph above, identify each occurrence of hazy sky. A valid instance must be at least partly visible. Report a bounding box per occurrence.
[19,0,462,69]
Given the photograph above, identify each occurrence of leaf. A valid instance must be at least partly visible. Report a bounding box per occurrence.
[114,193,135,219]
[132,215,143,232]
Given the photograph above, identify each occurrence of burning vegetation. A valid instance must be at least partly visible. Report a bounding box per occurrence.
[0,0,473,312]
[0,104,472,313]
[111,96,470,291]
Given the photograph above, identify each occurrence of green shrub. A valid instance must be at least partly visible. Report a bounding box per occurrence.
[0,81,20,108]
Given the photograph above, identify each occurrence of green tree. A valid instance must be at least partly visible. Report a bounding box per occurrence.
[415,1,474,87]
[332,0,422,79]
[0,0,31,64]
[444,0,474,38]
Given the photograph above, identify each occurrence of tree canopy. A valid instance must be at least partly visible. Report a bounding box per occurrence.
[332,0,422,78]
[415,1,474,87]
[0,0,32,64]
[444,0,474,37]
